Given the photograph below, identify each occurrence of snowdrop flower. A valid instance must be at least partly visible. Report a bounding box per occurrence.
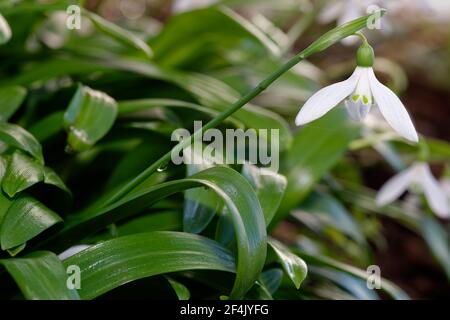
[295,40,418,143]
[376,162,450,218]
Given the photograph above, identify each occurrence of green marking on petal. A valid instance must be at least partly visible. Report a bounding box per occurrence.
[362,95,369,105]
[352,95,359,102]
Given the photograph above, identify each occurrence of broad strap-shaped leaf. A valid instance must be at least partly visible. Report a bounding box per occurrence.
[294,191,366,245]
[2,151,44,197]
[275,109,360,225]
[0,13,11,44]
[242,163,287,225]
[0,86,27,122]
[64,84,118,152]
[296,249,409,300]
[118,98,243,128]
[183,144,223,234]
[152,7,280,65]
[269,239,307,289]
[166,276,191,300]
[0,156,11,225]
[84,11,153,58]
[2,151,70,197]
[43,167,71,195]
[28,111,64,142]
[47,166,267,299]
[259,268,283,295]
[0,196,62,251]
[0,122,44,164]
[420,216,450,280]
[0,251,80,300]
[62,232,235,299]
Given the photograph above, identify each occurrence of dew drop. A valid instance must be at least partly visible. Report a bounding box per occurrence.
[157,163,169,172]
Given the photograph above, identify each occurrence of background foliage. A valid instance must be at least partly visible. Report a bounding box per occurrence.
[0,0,449,300]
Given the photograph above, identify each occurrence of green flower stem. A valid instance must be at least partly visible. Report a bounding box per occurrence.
[417,138,430,162]
[105,11,386,207]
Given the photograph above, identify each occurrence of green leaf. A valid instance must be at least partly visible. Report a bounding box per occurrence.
[84,11,153,58]
[0,191,12,227]
[28,111,64,142]
[0,13,11,44]
[183,145,223,234]
[301,9,386,57]
[296,191,366,245]
[259,268,283,294]
[275,109,360,225]
[242,163,287,225]
[269,239,307,289]
[49,166,266,299]
[0,86,27,122]
[118,98,243,128]
[43,167,71,196]
[420,216,450,280]
[2,151,44,197]
[0,251,80,300]
[0,196,62,250]
[166,276,190,300]
[297,249,410,300]
[152,7,280,66]
[310,266,379,300]
[2,151,70,197]
[63,231,235,299]
[0,122,44,164]
[64,84,118,152]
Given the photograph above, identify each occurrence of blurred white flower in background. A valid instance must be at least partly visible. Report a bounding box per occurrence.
[318,0,380,26]
[376,162,450,218]
[317,0,450,44]
[119,0,146,20]
[172,0,218,13]
[318,0,387,44]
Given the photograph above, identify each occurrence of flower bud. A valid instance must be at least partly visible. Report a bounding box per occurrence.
[356,43,375,67]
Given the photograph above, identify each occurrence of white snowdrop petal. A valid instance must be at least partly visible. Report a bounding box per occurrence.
[345,99,371,122]
[295,67,362,126]
[376,166,416,206]
[367,68,419,143]
[421,165,450,218]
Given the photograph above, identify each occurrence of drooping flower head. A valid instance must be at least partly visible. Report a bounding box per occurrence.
[295,38,419,143]
[376,162,450,219]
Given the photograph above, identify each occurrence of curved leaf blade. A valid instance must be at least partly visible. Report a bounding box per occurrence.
[0,122,44,164]
[0,86,26,122]
[64,84,118,152]
[63,231,235,299]
[48,166,266,299]
[1,196,62,250]
[2,151,44,197]
[269,239,307,289]
[85,11,153,58]
[0,251,79,300]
